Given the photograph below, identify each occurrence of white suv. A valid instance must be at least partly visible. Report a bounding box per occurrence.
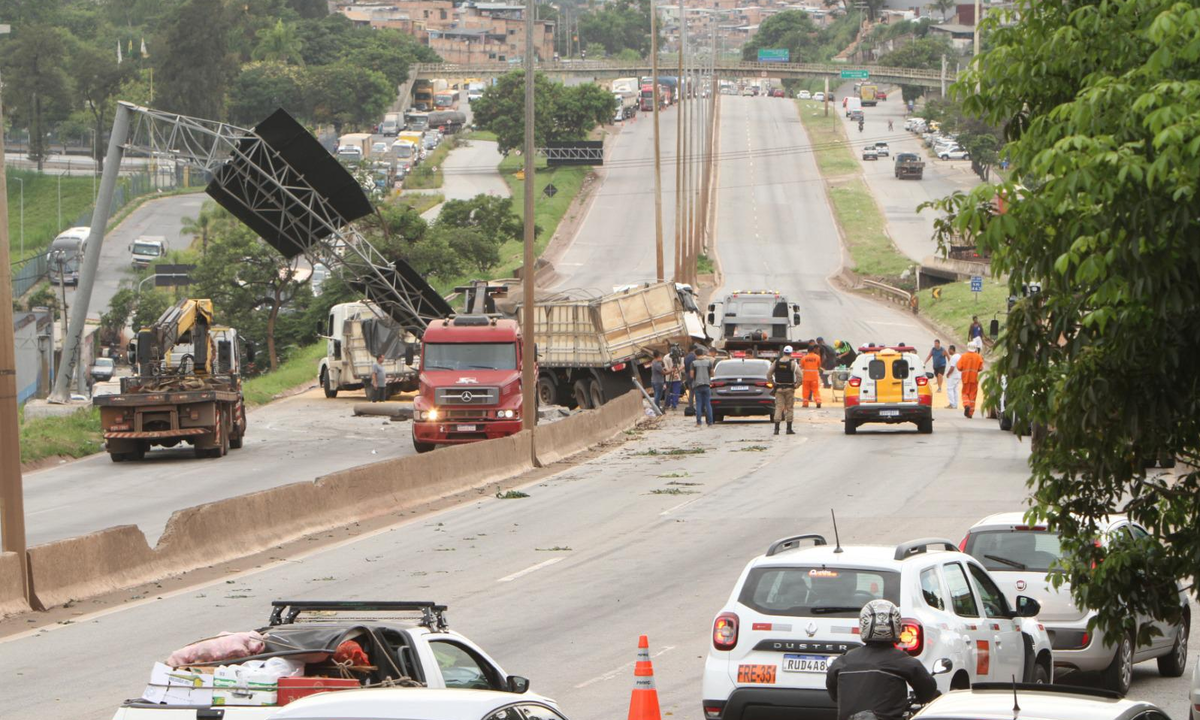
[961,513,1190,695]
[702,535,1054,720]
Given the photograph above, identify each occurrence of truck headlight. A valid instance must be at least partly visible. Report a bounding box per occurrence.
[426,408,439,421]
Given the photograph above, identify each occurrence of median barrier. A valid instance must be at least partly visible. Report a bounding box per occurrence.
[0,552,31,617]
[536,390,643,465]
[26,432,535,611]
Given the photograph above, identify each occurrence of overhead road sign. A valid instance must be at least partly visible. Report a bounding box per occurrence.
[841,69,869,79]
[758,49,789,63]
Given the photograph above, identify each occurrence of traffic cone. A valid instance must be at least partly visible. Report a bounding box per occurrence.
[628,635,662,720]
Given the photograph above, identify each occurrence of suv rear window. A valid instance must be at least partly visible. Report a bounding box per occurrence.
[868,360,886,380]
[964,530,1063,572]
[738,566,901,617]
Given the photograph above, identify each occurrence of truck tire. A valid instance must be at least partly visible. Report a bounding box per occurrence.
[537,376,558,407]
[110,452,126,463]
[844,420,858,435]
[322,369,338,398]
[917,418,933,434]
[588,378,604,409]
[573,379,592,409]
[412,434,436,454]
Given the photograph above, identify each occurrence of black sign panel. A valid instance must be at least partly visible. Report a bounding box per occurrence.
[544,141,604,167]
[154,264,196,286]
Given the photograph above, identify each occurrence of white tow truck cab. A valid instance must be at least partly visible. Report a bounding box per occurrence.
[130,236,167,269]
[318,301,418,398]
[112,601,533,720]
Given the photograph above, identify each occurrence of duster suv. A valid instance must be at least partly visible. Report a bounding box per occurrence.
[961,513,1190,695]
[702,534,1054,720]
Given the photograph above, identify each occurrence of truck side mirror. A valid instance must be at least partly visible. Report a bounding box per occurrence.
[404,342,415,366]
[707,303,715,312]
[244,341,256,365]
[707,312,715,325]
[793,313,801,326]
[316,320,325,336]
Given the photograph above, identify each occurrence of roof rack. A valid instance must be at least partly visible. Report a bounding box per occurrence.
[766,534,827,557]
[970,682,1122,701]
[894,538,958,561]
[269,601,449,631]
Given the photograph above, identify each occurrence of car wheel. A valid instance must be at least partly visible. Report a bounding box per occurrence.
[1032,662,1050,684]
[940,154,949,160]
[1157,621,1188,677]
[999,413,1014,432]
[1101,633,1134,695]
[844,420,857,435]
[713,411,725,423]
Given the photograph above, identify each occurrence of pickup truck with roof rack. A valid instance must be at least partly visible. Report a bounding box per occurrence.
[111,601,532,720]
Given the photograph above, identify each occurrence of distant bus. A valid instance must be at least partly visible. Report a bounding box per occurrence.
[433,91,458,110]
[49,227,90,286]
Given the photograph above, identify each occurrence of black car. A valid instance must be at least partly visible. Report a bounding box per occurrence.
[710,358,775,422]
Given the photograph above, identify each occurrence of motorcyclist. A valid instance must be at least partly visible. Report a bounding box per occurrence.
[825,600,940,720]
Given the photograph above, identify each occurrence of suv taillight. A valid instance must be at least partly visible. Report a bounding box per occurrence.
[848,377,862,387]
[958,536,968,551]
[713,612,739,651]
[895,619,923,656]
[915,376,928,387]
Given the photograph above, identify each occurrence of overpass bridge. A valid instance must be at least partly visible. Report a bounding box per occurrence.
[411,60,951,89]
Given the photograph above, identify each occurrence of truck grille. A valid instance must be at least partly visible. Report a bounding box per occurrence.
[435,386,499,405]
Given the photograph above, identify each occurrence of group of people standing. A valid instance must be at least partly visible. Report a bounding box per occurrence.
[925,337,985,417]
[650,345,717,426]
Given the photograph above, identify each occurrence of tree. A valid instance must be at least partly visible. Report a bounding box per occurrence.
[576,0,656,57]
[924,0,1200,644]
[252,19,304,64]
[0,25,74,171]
[179,200,227,256]
[69,40,131,173]
[154,0,240,120]
[437,195,526,245]
[742,11,823,63]
[100,287,136,348]
[286,0,328,19]
[304,62,392,131]
[926,0,956,20]
[472,71,613,154]
[227,62,306,126]
[877,36,952,70]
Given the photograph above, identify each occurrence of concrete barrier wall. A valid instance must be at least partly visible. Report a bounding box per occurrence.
[26,394,640,612]
[536,390,643,465]
[0,552,31,617]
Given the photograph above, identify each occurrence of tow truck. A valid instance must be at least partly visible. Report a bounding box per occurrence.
[706,290,802,358]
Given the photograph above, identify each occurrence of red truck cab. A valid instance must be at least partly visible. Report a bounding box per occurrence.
[411,315,525,453]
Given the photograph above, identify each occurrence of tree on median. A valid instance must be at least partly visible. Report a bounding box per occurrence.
[924,0,1200,645]
[472,71,613,155]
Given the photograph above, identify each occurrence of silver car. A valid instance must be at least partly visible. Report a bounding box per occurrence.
[914,683,1172,720]
[962,512,1190,695]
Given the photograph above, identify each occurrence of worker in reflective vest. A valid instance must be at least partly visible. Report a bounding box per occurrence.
[800,344,823,409]
[957,338,985,418]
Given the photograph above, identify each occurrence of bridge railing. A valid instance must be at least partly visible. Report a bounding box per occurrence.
[411,61,952,84]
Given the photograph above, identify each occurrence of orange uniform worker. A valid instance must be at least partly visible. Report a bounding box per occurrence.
[956,338,985,418]
[800,344,823,408]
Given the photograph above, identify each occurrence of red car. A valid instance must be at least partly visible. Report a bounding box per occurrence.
[878,90,888,101]
[771,89,785,98]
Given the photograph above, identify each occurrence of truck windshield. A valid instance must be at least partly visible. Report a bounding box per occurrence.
[424,343,517,371]
[132,242,161,256]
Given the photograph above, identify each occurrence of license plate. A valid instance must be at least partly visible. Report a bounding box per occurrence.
[731,385,749,392]
[782,654,830,673]
[879,410,900,417]
[456,424,477,432]
[737,664,777,684]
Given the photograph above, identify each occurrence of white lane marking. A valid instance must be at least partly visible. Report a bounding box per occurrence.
[575,644,677,689]
[868,321,920,328]
[660,496,700,517]
[496,557,564,583]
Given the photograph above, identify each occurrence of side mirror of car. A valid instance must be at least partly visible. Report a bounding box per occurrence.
[1015,595,1041,617]
[931,658,953,676]
[506,675,530,693]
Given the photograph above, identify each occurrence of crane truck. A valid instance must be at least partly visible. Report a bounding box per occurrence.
[94,299,249,461]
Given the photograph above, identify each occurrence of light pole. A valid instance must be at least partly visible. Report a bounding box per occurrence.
[651,0,664,282]
[521,0,538,465]
[13,176,23,258]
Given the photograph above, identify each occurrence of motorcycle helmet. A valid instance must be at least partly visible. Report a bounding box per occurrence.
[859,599,902,643]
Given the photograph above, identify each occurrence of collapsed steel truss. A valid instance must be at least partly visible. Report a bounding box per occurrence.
[123,103,447,331]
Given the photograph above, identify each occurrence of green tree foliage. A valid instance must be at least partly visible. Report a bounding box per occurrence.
[877,35,951,70]
[227,62,306,126]
[305,62,393,131]
[100,288,136,346]
[252,19,304,64]
[472,71,614,154]
[180,200,228,256]
[433,195,535,273]
[926,0,956,21]
[68,40,131,172]
[743,10,863,65]
[154,0,240,119]
[925,0,1200,642]
[577,0,655,57]
[286,0,328,20]
[0,25,74,171]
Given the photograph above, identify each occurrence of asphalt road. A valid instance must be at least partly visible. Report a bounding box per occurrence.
[24,387,414,546]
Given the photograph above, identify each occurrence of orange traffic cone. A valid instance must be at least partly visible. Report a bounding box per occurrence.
[628,635,662,720]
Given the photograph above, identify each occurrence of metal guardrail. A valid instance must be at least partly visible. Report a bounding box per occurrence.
[861,278,918,314]
[411,61,952,86]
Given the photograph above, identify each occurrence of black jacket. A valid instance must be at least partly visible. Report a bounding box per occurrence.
[825,643,940,720]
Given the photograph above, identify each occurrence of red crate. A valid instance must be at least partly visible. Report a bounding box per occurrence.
[277,677,361,705]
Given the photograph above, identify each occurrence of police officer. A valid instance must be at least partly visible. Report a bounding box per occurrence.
[826,600,940,720]
[770,346,799,436]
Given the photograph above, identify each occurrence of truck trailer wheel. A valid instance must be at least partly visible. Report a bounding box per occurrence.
[537,376,559,407]
[322,369,338,398]
[573,379,592,409]
[588,379,604,409]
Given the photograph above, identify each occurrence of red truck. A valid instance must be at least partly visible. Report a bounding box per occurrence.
[410,315,525,453]
[639,84,657,112]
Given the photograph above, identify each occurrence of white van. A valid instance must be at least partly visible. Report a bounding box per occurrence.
[380,112,402,136]
[49,227,91,285]
[844,96,863,117]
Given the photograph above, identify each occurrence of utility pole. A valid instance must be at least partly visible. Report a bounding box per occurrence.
[0,63,31,605]
[652,0,665,282]
[521,0,538,463]
[50,103,132,402]
[673,1,684,283]
[973,0,981,58]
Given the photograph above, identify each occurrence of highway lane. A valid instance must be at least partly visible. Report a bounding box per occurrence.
[23,387,414,547]
[550,106,681,295]
[713,95,932,349]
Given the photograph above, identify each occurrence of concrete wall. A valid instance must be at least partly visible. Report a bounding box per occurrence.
[0,552,31,618]
[24,395,645,612]
[13,309,53,403]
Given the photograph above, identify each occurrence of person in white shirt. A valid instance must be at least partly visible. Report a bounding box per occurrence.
[944,344,962,409]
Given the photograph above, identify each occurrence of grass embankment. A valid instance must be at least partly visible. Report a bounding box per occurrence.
[496,152,590,276]
[461,130,498,142]
[916,279,1009,346]
[796,100,860,176]
[242,342,325,406]
[395,192,444,215]
[827,180,913,277]
[19,406,104,465]
[403,138,458,190]
[6,168,96,262]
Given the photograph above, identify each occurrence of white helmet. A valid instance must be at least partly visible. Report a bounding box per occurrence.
[859,599,902,643]
[783,345,794,354]
[969,337,983,351]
